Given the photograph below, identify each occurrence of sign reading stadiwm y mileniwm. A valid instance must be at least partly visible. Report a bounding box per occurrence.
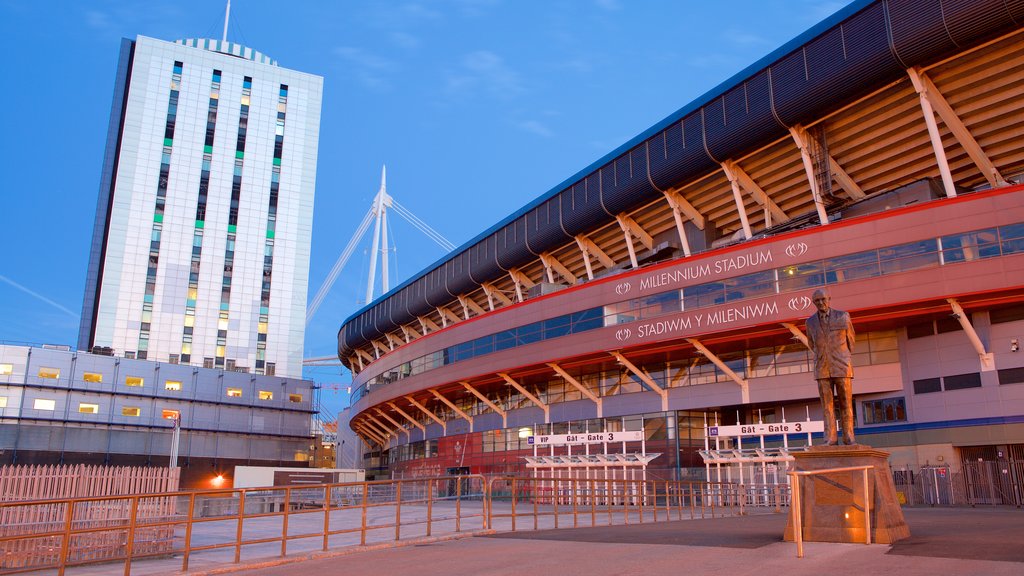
[611,291,815,344]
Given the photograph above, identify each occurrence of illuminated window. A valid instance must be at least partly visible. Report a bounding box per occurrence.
[83,372,103,383]
[34,398,56,411]
[181,342,192,355]
[122,407,141,417]
[226,388,242,398]
[288,394,303,403]
[162,409,180,420]
[184,314,195,327]
[218,317,229,330]
[216,345,226,357]
[165,380,182,391]
[0,364,12,376]
[0,397,7,408]
[258,390,273,400]
[258,322,268,333]
[125,376,144,387]
[38,367,60,379]
[78,403,99,414]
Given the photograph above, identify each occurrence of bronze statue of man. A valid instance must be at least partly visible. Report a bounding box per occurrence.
[805,288,856,445]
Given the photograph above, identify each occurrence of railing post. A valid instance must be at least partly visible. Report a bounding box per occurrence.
[454,476,461,533]
[511,477,517,532]
[123,496,140,576]
[395,481,402,541]
[427,478,434,536]
[863,468,872,545]
[322,485,331,552]
[57,499,75,576]
[282,487,291,557]
[360,483,368,546]
[790,472,804,558]
[182,492,196,572]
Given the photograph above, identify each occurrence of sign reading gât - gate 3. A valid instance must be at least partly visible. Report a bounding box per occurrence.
[527,431,645,446]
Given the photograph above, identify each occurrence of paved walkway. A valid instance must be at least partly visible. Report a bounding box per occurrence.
[176,507,1023,576]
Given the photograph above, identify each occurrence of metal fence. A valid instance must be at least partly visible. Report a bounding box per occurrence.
[892,461,1024,507]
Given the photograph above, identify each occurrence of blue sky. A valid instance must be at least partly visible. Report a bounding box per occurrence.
[0,0,845,417]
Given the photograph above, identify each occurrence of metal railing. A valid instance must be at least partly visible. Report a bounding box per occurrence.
[788,465,873,558]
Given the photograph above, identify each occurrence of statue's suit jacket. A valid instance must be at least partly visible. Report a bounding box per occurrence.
[805,309,855,379]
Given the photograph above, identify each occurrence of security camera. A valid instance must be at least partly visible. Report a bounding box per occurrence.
[950,313,961,319]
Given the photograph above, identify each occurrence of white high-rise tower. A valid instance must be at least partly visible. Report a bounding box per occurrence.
[79,35,322,378]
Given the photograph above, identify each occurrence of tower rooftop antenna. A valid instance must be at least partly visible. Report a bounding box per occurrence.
[222,0,231,43]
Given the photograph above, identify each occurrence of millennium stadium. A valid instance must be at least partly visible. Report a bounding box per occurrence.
[337,0,1024,495]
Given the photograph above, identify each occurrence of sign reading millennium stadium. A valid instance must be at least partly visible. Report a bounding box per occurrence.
[607,241,817,345]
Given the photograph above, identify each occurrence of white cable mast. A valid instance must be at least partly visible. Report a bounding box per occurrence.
[365,166,392,303]
[304,166,455,333]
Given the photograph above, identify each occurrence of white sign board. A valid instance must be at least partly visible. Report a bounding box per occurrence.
[708,421,824,437]
[527,431,644,446]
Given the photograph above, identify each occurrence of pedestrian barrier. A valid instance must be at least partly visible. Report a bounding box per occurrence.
[0,475,783,575]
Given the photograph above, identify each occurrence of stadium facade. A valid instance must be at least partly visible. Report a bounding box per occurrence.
[338,0,1024,484]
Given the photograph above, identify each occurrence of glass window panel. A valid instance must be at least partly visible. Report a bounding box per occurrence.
[542,315,572,339]
[34,398,56,411]
[162,409,180,420]
[79,403,99,414]
[226,388,242,397]
[38,367,60,379]
[165,380,182,391]
[824,251,880,283]
[778,262,825,292]
[83,372,102,383]
[639,292,681,318]
[517,322,542,345]
[122,406,141,417]
[878,239,939,274]
[723,270,776,302]
[683,282,725,309]
[0,364,12,376]
[259,390,273,400]
[125,376,144,387]
[570,307,604,332]
[289,394,303,403]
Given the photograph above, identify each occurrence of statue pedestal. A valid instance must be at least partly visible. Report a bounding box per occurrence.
[784,445,910,544]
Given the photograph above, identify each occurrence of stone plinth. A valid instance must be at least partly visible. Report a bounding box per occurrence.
[784,445,910,544]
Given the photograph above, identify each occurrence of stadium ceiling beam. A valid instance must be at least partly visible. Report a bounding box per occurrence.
[947,298,995,370]
[357,422,388,447]
[418,315,441,335]
[508,268,535,302]
[547,362,603,417]
[461,381,507,427]
[355,349,374,366]
[781,322,809,347]
[610,351,667,411]
[429,389,473,431]
[722,160,789,227]
[828,157,866,200]
[908,66,1006,190]
[405,394,447,434]
[789,125,831,226]
[539,252,577,285]
[481,282,513,311]
[387,401,426,433]
[722,162,754,239]
[437,306,461,328]
[906,67,958,198]
[458,295,486,319]
[385,332,404,350]
[575,235,616,280]
[364,414,396,439]
[375,408,408,440]
[349,355,362,372]
[359,417,392,444]
[686,338,750,403]
[371,339,390,356]
[400,325,418,343]
[661,190,703,257]
[616,214,654,268]
[353,424,385,448]
[498,372,550,423]
[669,357,701,387]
